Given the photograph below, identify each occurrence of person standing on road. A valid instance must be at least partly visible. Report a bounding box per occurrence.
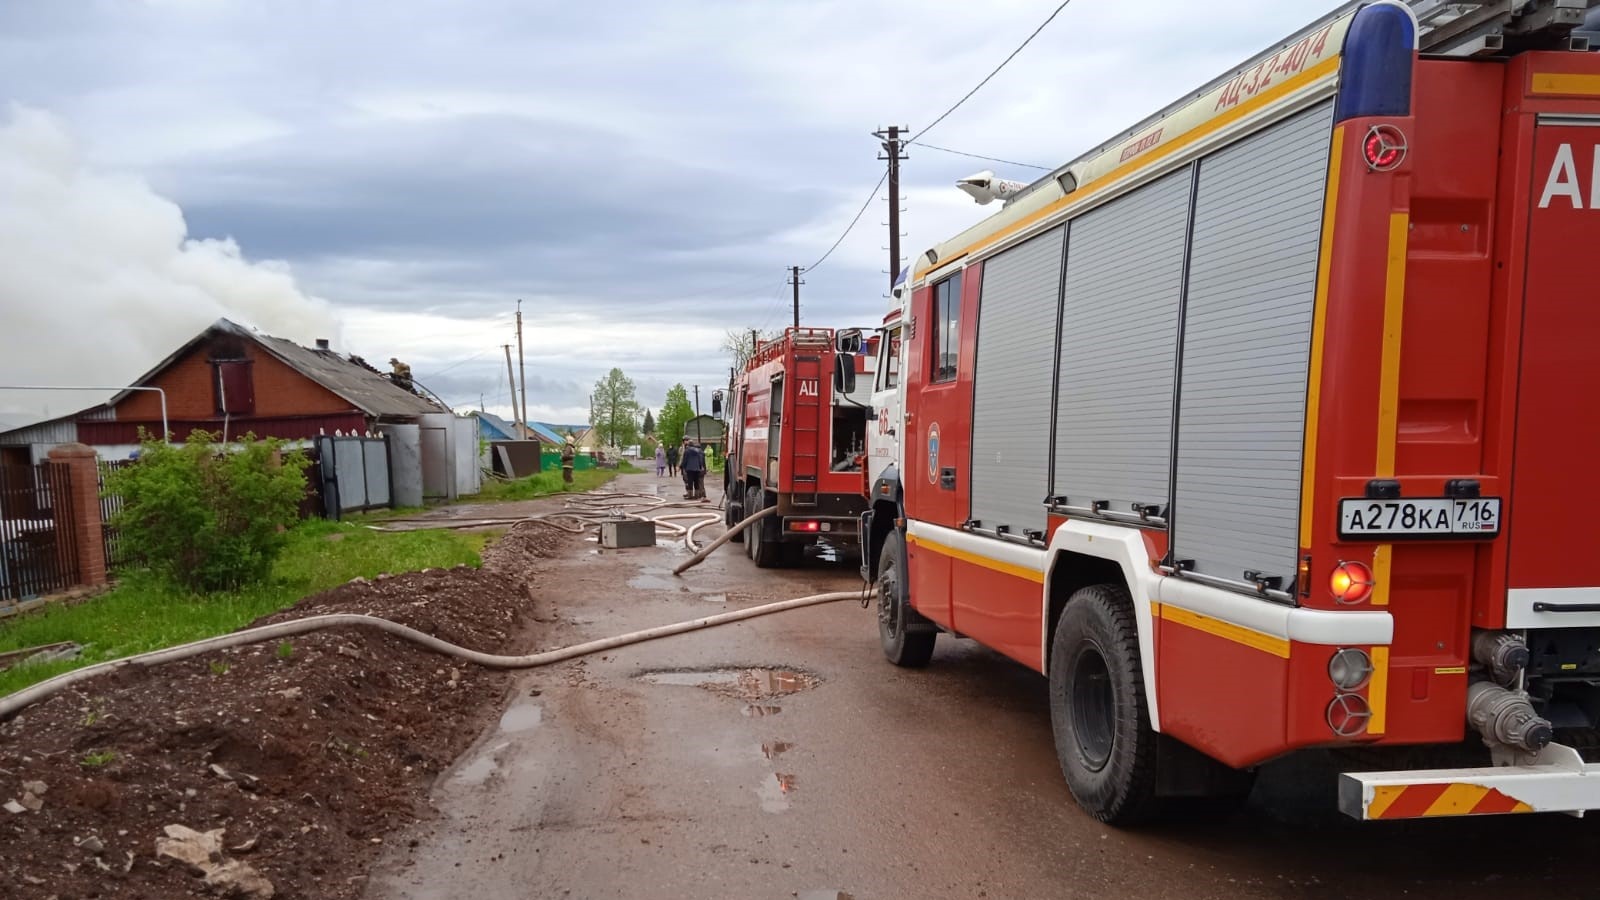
[681,439,707,501]
[665,442,679,478]
[654,443,667,477]
[560,436,576,487]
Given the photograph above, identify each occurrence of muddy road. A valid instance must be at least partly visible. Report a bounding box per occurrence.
[370,473,1600,900]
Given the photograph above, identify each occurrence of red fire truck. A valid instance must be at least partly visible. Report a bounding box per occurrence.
[858,0,1600,823]
[721,327,872,567]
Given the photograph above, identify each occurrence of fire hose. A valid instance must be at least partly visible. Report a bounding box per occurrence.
[0,487,864,721]
[0,588,872,721]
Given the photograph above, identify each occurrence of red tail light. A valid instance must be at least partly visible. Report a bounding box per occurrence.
[1363,124,1406,171]
[1330,561,1375,605]
[790,521,821,533]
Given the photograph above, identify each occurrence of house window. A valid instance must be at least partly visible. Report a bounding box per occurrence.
[931,273,962,383]
[213,360,255,414]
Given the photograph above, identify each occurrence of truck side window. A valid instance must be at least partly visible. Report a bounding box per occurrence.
[931,273,962,383]
[880,328,901,390]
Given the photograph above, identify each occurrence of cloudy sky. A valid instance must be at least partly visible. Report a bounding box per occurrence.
[0,0,1335,428]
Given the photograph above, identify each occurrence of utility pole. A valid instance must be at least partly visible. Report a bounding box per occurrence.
[789,265,804,328]
[502,344,517,430]
[515,299,529,435]
[876,125,909,291]
[693,385,702,442]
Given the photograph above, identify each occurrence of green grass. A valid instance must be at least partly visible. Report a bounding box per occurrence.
[0,520,490,697]
[466,466,620,502]
[79,750,117,768]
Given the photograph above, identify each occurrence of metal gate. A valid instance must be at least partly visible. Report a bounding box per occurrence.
[0,462,79,604]
[313,435,393,518]
[98,460,133,570]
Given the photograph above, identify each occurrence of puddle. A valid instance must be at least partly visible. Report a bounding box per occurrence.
[629,566,717,594]
[798,892,855,900]
[760,741,793,761]
[756,772,796,813]
[628,573,681,591]
[498,702,543,733]
[742,705,781,718]
[452,755,499,786]
[638,667,819,700]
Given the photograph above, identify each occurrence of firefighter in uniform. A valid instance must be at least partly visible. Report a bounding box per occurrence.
[681,439,707,501]
[560,436,576,486]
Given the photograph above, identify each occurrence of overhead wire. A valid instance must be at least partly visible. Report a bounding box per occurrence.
[798,1,1074,277]
[910,0,1076,144]
[801,169,888,275]
[907,140,1051,171]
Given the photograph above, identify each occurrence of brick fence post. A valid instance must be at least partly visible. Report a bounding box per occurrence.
[48,443,106,588]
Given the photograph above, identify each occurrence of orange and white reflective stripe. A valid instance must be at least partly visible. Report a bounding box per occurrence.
[1366,783,1534,819]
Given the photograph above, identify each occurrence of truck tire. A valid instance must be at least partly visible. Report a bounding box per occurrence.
[746,486,782,569]
[724,479,745,544]
[877,531,935,667]
[1049,584,1159,825]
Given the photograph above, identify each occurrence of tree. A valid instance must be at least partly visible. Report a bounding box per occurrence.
[721,327,779,372]
[642,408,655,435]
[590,367,641,448]
[656,384,694,448]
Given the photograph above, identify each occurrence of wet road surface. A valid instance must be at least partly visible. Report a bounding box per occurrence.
[368,473,1600,900]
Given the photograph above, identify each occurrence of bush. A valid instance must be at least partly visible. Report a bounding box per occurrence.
[108,431,309,592]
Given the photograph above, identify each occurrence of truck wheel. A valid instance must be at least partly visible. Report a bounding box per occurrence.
[877,531,935,667]
[1049,584,1159,825]
[746,486,782,568]
[724,480,745,544]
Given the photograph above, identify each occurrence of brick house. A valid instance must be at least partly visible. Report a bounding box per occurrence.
[1,318,444,462]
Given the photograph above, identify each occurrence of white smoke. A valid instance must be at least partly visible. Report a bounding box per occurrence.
[0,106,340,423]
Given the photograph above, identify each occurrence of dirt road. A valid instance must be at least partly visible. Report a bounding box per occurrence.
[370,473,1600,900]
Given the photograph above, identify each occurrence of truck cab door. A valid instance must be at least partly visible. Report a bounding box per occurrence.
[901,268,980,628]
[867,324,903,487]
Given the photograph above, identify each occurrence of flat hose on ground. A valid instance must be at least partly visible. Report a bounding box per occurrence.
[0,587,872,721]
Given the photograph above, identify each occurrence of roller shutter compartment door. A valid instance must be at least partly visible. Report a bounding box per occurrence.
[1054,168,1192,517]
[969,226,1064,537]
[1171,100,1333,588]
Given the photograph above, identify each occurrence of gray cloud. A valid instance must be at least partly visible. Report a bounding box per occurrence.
[0,0,1336,422]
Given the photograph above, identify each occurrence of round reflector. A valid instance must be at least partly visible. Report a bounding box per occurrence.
[1326,693,1373,737]
[1363,124,1407,171]
[1330,561,1375,605]
[1328,648,1375,691]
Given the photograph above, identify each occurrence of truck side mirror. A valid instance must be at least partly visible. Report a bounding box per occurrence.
[711,393,722,418]
[833,353,857,395]
[836,329,863,354]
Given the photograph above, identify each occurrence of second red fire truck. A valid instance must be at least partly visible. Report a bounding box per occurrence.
[858,0,1600,823]
[721,327,873,567]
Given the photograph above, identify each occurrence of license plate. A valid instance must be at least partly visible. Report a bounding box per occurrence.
[1338,498,1502,538]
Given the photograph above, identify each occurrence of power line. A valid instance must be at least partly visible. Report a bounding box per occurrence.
[803,170,888,275]
[908,140,1051,171]
[912,0,1076,144]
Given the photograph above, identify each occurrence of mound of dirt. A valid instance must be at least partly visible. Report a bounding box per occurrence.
[0,528,566,900]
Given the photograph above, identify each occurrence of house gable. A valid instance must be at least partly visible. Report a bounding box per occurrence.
[116,333,354,422]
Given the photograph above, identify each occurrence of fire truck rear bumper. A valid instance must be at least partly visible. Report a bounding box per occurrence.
[779,516,859,540]
[1339,742,1600,820]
